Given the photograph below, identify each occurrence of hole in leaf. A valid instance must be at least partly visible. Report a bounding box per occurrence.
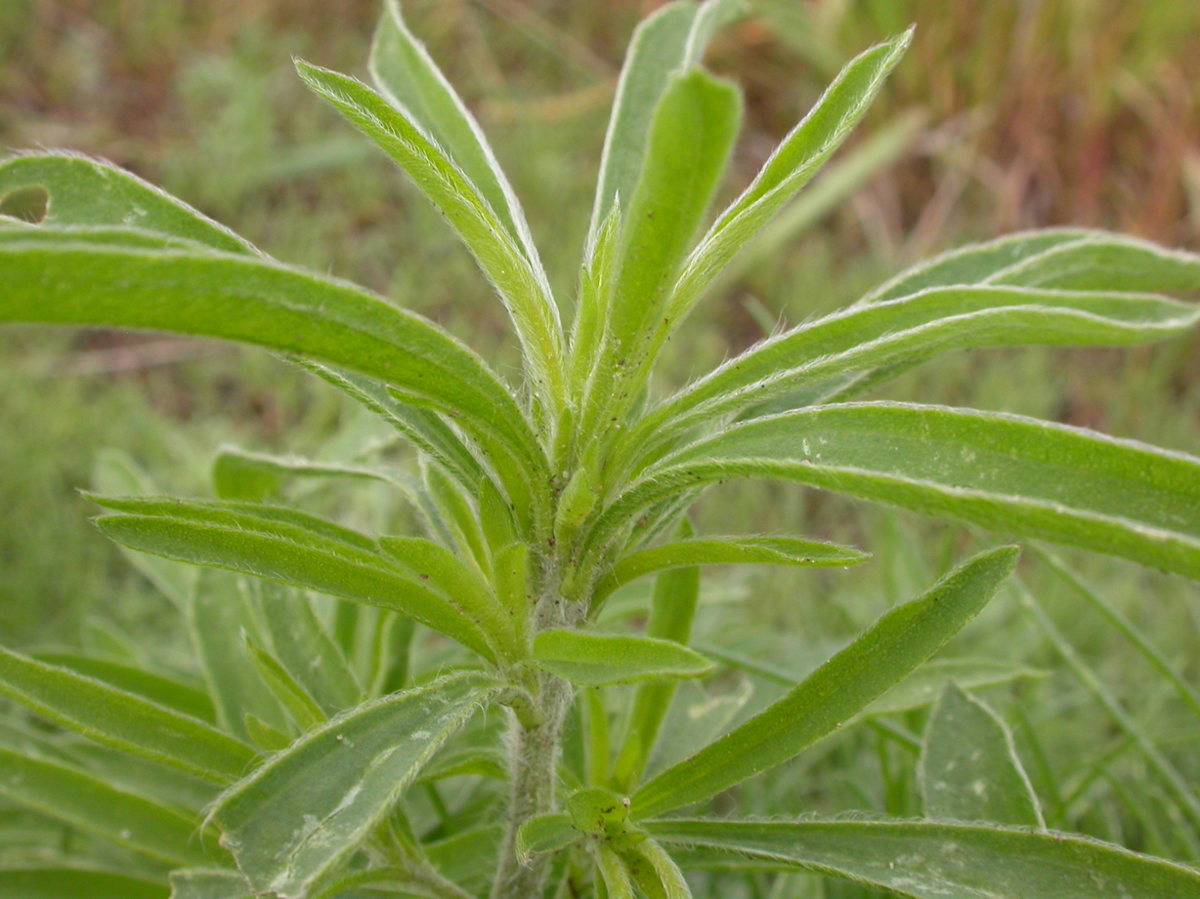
[0,185,49,223]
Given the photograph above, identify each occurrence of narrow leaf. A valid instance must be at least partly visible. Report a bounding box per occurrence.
[210,670,499,899]
[0,152,255,254]
[597,403,1200,581]
[212,446,388,502]
[0,645,256,784]
[32,652,216,724]
[920,682,1044,827]
[0,746,218,866]
[295,60,564,405]
[0,869,168,899]
[244,637,326,730]
[988,232,1200,293]
[630,547,1017,819]
[864,658,1046,716]
[169,869,252,899]
[370,0,539,266]
[650,818,1200,898]
[665,30,911,329]
[90,495,495,660]
[0,238,545,483]
[594,535,868,606]
[533,629,714,687]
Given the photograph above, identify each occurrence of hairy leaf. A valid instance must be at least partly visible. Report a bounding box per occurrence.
[210,670,499,899]
[516,812,579,861]
[32,652,215,724]
[630,547,1017,819]
[533,629,714,687]
[651,818,1200,898]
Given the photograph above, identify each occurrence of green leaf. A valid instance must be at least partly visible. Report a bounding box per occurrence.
[650,818,1200,898]
[859,229,1094,303]
[594,535,868,607]
[253,583,362,718]
[0,152,255,254]
[623,838,693,899]
[0,644,256,784]
[920,682,1044,827]
[596,403,1200,581]
[516,812,580,862]
[624,285,1200,470]
[0,869,168,899]
[90,495,496,660]
[598,844,637,899]
[0,746,219,866]
[630,547,1017,820]
[370,0,538,268]
[588,1,699,241]
[863,658,1046,717]
[169,869,252,899]
[0,238,545,485]
[587,68,741,430]
[664,30,912,330]
[32,652,216,724]
[209,670,499,899]
[243,637,326,730]
[212,446,389,502]
[533,629,714,687]
[188,571,290,740]
[988,232,1200,293]
[295,60,565,406]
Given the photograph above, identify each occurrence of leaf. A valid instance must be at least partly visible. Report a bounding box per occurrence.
[629,547,1017,820]
[209,670,499,899]
[664,30,912,330]
[920,682,1044,827]
[0,644,256,784]
[188,571,290,740]
[863,659,1046,716]
[649,818,1200,898]
[587,67,741,428]
[987,232,1200,293]
[0,152,256,254]
[588,1,700,241]
[624,285,1200,470]
[244,637,326,730]
[0,746,219,866]
[212,446,389,502]
[89,495,496,660]
[0,237,545,484]
[594,535,868,606]
[597,844,637,899]
[624,838,693,899]
[533,629,714,687]
[31,652,216,724]
[370,0,538,268]
[516,812,580,862]
[0,869,168,899]
[169,869,252,899]
[595,403,1200,581]
[295,60,565,406]
[253,583,362,718]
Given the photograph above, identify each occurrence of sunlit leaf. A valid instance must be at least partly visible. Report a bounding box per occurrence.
[533,629,714,687]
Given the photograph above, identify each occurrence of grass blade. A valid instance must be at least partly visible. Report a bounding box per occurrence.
[630,547,1017,819]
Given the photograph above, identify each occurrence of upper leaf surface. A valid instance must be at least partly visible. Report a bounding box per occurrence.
[630,547,1016,819]
[533,629,714,687]
[296,60,564,406]
[650,818,1200,898]
[920,682,1043,827]
[0,644,256,784]
[0,153,256,254]
[0,869,168,899]
[210,670,499,899]
[599,403,1200,580]
[0,238,545,479]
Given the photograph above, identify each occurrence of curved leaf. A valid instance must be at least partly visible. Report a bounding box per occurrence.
[32,652,216,724]
[651,818,1200,898]
[630,547,1017,820]
[89,495,496,660]
[920,682,1044,827]
[596,403,1200,581]
[295,60,565,406]
[0,152,255,254]
[0,645,256,784]
[533,630,713,688]
[516,812,579,862]
[0,238,546,484]
[624,285,1200,469]
[210,670,499,899]
[594,535,868,606]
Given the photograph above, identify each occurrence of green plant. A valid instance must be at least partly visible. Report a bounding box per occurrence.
[2,0,1200,896]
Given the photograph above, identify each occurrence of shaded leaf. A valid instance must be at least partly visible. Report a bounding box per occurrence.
[0,869,168,899]
[32,652,215,724]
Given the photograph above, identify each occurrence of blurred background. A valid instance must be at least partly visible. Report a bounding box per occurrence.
[2,0,1200,875]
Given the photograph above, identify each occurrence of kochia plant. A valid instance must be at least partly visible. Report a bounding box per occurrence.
[2,1,1200,897]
